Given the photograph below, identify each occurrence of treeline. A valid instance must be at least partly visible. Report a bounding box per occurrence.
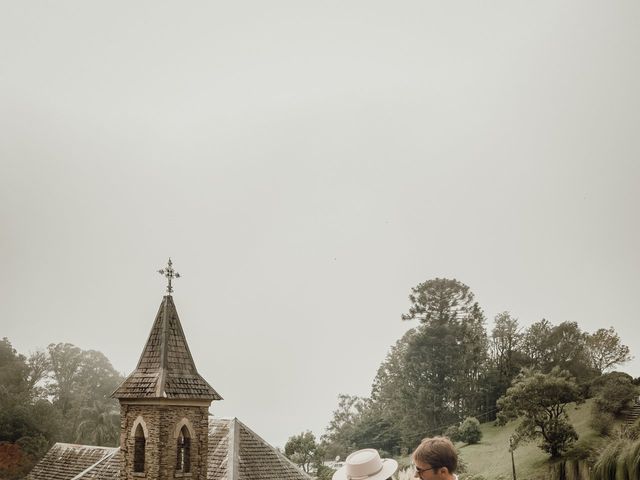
[320,278,633,459]
[0,339,123,479]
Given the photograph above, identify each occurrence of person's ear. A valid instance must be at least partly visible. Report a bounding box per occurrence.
[436,467,449,476]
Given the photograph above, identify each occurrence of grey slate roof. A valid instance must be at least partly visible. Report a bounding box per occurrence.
[208,418,312,480]
[26,443,118,480]
[27,418,310,480]
[112,295,222,401]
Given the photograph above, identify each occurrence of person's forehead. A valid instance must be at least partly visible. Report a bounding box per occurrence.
[414,458,431,468]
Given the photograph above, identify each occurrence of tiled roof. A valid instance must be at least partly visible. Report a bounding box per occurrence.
[27,419,310,480]
[209,418,312,480]
[207,418,230,480]
[25,443,118,480]
[112,295,222,401]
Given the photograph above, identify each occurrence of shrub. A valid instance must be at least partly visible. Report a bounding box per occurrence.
[627,417,640,440]
[444,424,461,442]
[590,409,615,436]
[565,436,601,462]
[458,417,482,444]
[315,465,335,480]
[593,373,637,415]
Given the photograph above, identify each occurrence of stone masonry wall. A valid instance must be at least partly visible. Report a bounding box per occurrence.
[120,403,210,480]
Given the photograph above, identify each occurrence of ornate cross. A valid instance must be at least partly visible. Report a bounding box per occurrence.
[158,258,181,294]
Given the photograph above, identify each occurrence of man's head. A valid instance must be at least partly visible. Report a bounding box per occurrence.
[412,436,457,480]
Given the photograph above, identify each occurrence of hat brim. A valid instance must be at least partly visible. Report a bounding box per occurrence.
[332,458,399,480]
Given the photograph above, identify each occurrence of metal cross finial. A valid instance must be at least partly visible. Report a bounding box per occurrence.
[158,258,181,294]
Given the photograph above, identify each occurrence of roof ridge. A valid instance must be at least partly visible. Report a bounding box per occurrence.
[156,296,169,395]
[51,443,118,452]
[228,417,239,480]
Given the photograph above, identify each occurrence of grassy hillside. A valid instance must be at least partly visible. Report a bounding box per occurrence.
[455,398,601,480]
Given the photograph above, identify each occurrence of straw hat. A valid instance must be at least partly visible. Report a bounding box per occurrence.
[332,449,398,480]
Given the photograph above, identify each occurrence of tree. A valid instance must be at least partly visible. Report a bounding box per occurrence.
[521,319,553,367]
[0,339,58,479]
[0,338,124,476]
[487,312,525,416]
[521,321,597,384]
[0,338,32,407]
[348,407,402,457]
[586,327,632,374]
[592,372,638,415]
[489,313,523,379]
[75,401,120,446]
[399,278,488,435]
[370,330,420,447]
[46,343,123,445]
[285,431,319,473]
[546,322,596,383]
[458,417,482,444]
[497,368,581,458]
[321,395,367,459]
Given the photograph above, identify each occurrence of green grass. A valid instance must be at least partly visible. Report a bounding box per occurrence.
[454,398,602,480]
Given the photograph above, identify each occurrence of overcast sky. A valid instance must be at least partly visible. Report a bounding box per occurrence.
[1,1,639,449]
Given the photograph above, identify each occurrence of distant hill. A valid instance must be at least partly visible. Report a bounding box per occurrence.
[456,398,599,480]
[396,399,606,480]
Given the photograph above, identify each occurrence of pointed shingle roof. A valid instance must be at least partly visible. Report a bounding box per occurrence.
[112,295,222,401]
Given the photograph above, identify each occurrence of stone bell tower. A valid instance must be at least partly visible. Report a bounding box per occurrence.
[112,260,222,480]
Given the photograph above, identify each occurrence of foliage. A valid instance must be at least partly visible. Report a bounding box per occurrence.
[0,339,59,478]
[444,424,461,442]
[591,437,640,480]
[521,321,601,385]
[0,442,34,480]
[625,416,640,440]
[75,401,120,446]
[586,327,633,374]
[322,278,633,460]
[285,431,320,473]
[320,394,367,459]
[0,337,124,477]
[369,330,419,447]
[589,409,614,436]
[459,417,482,444]
[371,278,489,447]
[497,368,582,457]
[404,279,488,419]
[486,312,526,415]
[320,394,401,459]
[348,407,402,458]
[440,399,597,480]
[592,372,638,416]
[315,464,336,480]
[46,343,123,444]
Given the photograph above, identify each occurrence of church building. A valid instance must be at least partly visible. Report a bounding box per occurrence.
[27,262,310,480]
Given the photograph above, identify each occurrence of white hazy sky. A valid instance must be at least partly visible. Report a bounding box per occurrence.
[1,2,639,449]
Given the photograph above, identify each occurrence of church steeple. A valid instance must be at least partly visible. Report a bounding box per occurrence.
[112,295,221,401]
[113,261,220,480]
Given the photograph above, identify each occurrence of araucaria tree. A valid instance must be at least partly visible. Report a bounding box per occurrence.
[497,367,582,458]
[371,278,488,446]
[402,279,488,422]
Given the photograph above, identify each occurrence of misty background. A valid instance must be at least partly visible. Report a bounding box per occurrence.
[1,1,639,448]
